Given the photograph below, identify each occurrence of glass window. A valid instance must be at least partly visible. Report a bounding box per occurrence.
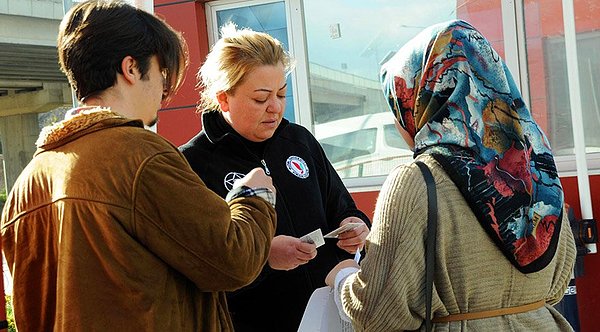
[523,0,600,156]
[320,128,377,164]
[314,112,414,178]
[302,0,505,179]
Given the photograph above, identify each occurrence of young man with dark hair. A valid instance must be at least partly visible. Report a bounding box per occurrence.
[1,1,277,330]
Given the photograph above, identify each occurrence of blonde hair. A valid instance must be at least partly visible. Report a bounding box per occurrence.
[198,23,295,111]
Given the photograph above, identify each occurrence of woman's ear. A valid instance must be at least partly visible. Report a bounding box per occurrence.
[120,55,138,85]
[216,91,230,113]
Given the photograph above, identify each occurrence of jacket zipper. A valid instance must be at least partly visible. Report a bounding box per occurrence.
[261,159,271,175]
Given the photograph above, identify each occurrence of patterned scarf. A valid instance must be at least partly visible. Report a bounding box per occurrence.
[380,20,564,273]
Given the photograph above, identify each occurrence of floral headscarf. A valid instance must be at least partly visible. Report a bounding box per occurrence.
[381,19,564,273]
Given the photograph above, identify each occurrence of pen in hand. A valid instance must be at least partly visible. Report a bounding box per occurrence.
[354,248,361,263]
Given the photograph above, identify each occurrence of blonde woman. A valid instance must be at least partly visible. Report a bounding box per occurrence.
[180,24,370,331]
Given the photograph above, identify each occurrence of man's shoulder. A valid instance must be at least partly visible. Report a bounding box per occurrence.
[111,125,177,150]
[81,125,182,163]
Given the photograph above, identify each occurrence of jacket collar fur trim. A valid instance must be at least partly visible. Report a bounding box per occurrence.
[36,107,142,149]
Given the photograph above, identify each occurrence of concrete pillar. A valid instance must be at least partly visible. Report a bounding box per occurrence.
[0,113,39,191]
[0,82,72,192]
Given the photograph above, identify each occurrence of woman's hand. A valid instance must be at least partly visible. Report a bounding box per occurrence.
[336,217,369,254]
[268,235,317,270]
[325,259,359,286]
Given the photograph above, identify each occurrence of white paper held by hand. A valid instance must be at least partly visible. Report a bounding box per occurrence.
[324,222,363,239]
[300,229,325,248]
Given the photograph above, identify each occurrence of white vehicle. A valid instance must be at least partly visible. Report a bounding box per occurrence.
[315,112,413,178]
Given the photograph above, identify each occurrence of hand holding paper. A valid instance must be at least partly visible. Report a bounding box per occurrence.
[268,235,318,270]
[324,223,363,238]
[333,217,369,254]
[300,228,325,248]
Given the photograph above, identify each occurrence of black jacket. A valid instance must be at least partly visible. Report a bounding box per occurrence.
[179,111,370,331]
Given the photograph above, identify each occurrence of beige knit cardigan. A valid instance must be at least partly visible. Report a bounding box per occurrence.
[340,155,577,331]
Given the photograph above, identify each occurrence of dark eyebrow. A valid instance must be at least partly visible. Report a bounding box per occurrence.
[254,83,288,93]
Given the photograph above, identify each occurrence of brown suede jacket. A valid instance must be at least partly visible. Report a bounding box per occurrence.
[1,109,276,331]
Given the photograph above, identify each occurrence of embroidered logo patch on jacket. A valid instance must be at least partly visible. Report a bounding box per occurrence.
[286,156,309,179]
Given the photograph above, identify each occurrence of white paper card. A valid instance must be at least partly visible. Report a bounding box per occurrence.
[324,222,363,238]
[300,229,325,248]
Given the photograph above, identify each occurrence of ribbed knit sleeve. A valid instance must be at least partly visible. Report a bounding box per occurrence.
[340,162,428,331]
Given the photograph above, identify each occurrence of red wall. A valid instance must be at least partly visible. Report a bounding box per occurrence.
[155,0,208,146]
[157,0,600,329]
